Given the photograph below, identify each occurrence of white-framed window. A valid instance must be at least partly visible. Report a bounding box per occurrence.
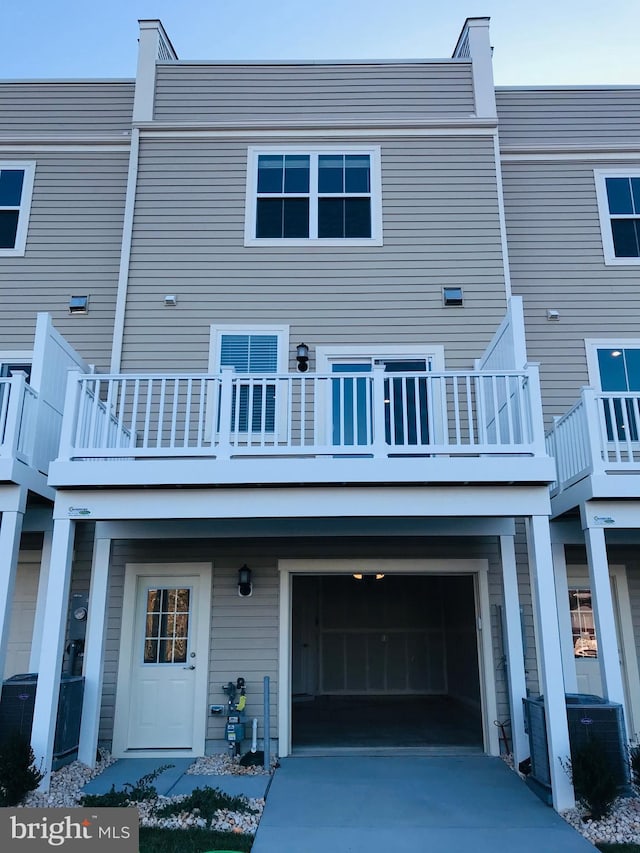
[209,324,289,434]
[594,169,640,265]
[0,163,36,257]
[244,147,382,246]
[586,339,640,441]
[0,351,32,381]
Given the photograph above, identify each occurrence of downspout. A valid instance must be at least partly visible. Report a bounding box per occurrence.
[110,127,139,372]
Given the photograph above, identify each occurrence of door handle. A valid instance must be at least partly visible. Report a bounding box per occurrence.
[183,665,195,670]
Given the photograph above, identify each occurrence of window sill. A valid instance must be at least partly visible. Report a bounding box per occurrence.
[244,237,383,248]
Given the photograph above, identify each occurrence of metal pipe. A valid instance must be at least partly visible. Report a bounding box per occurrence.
[263,675,270,771]
[251,718,258,753]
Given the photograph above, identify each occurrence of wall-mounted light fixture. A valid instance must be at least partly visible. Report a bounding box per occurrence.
[69,295,89,314]
[296,343,309,372]
[238,564,253,597]
[164,294,178,307]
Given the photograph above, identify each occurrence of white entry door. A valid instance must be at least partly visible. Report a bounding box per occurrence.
[113,564,211,756]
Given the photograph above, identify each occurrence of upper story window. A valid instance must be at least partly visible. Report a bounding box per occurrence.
[245,147,382,246]
[0,162,36,257]
[594,169,640,265]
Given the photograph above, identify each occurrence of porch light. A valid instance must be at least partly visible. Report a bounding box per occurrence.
[296,343,309,372]
[238,564,253,597]
[68,295,89,314]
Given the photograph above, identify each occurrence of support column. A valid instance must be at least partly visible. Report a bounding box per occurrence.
[28,528,52,673]
[31,517,75,790]
[584,525,626,707]
[0,491,26,678]
[499,535,528,767]
[77,535,111,766]
[527,515,574,811]
[552,540,578,693]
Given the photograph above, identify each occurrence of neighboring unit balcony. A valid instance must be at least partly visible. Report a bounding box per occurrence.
[49,365,555,489]
[546,388,640,513]
[0,372,55,489]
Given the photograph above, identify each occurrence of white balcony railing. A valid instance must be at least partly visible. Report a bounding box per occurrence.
[546,388,640,495]
[0,373,40,470]
[57,366,545,463]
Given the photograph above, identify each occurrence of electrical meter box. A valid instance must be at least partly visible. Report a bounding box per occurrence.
[225,720,245,742]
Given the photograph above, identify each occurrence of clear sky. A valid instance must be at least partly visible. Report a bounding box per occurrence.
[2,0,639,85]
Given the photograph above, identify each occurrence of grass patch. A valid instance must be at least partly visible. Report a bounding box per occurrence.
[153,786,256,821]
[597,845,640,852]
[139,826,253,852]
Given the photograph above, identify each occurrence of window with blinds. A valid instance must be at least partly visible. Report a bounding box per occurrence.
[219,334,278,432]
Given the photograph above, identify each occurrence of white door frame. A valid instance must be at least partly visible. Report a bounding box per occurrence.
[568,563,640,739]
[112,562,211,757]
[277,558,498,756]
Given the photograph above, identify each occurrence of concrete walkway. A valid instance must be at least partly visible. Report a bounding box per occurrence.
[251,755,597,853]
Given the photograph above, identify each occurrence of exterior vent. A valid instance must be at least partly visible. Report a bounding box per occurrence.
[523,693,630,794]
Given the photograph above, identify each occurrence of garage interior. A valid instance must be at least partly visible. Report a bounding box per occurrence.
[291,574,484,750]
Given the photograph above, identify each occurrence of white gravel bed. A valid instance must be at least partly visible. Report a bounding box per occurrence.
[187,752,276,775]
[562,797,640,847]
[18,750,267,835]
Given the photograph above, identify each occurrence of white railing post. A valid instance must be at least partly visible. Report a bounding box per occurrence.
[3,372,26,459]
[57,370,82,462]
[371,364,387,458]
[523,363,546,456]
[216,366,235,460]
[582,387,605,476]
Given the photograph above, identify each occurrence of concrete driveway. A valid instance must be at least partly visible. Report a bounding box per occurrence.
[251,755,596,853]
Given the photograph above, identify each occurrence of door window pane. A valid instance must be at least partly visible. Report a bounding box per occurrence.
[568,588,597,658]
[143,587,190,664]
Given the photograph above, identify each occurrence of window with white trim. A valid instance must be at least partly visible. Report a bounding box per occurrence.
[594,169,640,264]
[245,148,382,245]
[0,163,36,256]
[586,340,640,441]
[209,325,289,434]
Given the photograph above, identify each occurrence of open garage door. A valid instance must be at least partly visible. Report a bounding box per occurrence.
[291,574,483,749]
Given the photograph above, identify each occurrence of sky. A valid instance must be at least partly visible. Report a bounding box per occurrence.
[1,0,639,85]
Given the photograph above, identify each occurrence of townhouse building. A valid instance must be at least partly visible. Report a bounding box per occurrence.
[0,17,637,813]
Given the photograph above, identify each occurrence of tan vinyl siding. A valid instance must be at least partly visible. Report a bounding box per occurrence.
[0,82,134,135]
[0,149,129,370]
[98,534,519,750]
[496,88,640,147]
[121,134,507,372]
[154,62,475,123]
[502,157,640,425]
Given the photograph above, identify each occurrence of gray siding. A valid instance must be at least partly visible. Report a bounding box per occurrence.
[154,62,474,122]
[502,157,640,424]
[0,83,134,135]
[0,149,129,370]
[98,534,517,751]
[497,88,640,147]
[121,134,507,372]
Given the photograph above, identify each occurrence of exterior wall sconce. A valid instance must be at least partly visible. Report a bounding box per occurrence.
[296,343,309,372]
[238,564,253,597]
[68,295,89,314]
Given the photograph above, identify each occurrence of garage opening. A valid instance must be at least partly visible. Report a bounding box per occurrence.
[291,574,483,749]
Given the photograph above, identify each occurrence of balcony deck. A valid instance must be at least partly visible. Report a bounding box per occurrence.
[546,388,640,516]
[49,367,555,489]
